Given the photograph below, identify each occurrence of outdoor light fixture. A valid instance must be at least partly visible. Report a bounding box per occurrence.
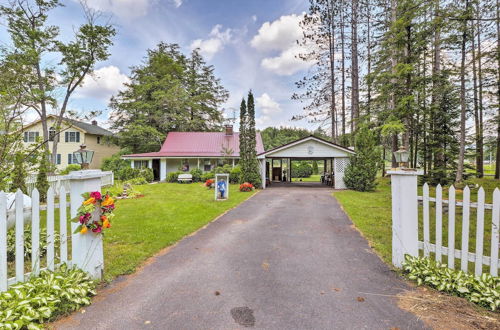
[393,146,410,169]
[73,144,94,169]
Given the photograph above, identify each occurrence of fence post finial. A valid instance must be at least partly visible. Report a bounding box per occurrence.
[387,169,423,268]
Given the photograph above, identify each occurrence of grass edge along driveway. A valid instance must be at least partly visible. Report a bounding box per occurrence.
[102,183,257,281]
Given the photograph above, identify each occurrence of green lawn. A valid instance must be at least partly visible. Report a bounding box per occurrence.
[334,177,500,270]
[7,183,256,282]
[292,174,321,182]
[102,183,256,281]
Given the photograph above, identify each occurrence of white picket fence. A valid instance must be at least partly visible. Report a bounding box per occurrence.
[418,184,500,276]
[8,171,114,197]
[0,170,107,292]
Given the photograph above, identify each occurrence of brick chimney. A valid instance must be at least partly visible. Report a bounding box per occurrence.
[91,120,98,126]
[225,125,233,136]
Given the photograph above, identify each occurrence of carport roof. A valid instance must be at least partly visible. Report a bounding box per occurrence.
[258,135,355,157]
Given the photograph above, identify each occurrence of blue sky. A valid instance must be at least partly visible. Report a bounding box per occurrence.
[2,0,319,131]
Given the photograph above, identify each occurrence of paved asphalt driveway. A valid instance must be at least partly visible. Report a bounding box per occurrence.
[55,184,425,330]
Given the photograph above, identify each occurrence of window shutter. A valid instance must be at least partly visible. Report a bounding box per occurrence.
[65,132,69,142]
[68,154,72,164]
[57,154,61,165]
[76,132,80,143]
[23,132,28,142]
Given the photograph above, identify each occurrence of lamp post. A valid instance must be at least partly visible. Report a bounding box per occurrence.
[393,146,410,169]
[73,144,94,170]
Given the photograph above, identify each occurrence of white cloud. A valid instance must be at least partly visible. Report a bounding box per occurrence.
[250,13,314,76]
[190,24,232,60]
[255,93,283,128]
[82,0,152,19]
[172,0,183,8]
[75,66,129,101]
[252,15,257,22]
[250,13,303,52]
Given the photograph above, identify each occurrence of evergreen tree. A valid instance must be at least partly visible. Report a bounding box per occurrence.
[36,150,50,202]
[10,152,27,194]
[344,125,380,191]
[312,161,319,175]
[238,98,247,182]
[241,91,262,187]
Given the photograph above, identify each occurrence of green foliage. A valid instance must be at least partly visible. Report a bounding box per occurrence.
[260,126,330,150]
[100,154,130,175]
[140,168,154,183]
[10,152,27,194]
[403,255,500,311]
[214,164,232,174]
[291,161,313,178]
[59,164,81,175]
[110,43,228,153]
[201,172,214,182]
[125,177,148,185]
[344,125,380,191]
[116,167,141,181]
[189,168,203,182]
[36,151,50,202]
[7,226,59,262]
[312,161,319,175]
[229,166,241,184]
[166,171,182,183]
[240,91,261,187]
[0,265,97,329]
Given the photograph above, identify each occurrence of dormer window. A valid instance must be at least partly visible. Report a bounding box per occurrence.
[49,127,56,141]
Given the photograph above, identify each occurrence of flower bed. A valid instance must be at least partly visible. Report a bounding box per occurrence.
[204,179,214,188]
[239,182,254,192]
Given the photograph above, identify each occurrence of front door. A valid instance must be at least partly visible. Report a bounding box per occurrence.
[152,159,160,181]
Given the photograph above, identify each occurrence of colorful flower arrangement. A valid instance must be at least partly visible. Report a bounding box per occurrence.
[204,179,214,188]
[239,182,254,192]
[73,191,115,234]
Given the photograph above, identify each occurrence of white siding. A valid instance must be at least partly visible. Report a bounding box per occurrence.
[266,140,352,158]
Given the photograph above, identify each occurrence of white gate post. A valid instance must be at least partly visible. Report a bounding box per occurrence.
[68,170,105,279]
[388,169,422,268]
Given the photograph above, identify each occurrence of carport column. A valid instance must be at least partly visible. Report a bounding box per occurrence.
[160,159,167,181]
[260,158,266,189]
[388,169,422,268]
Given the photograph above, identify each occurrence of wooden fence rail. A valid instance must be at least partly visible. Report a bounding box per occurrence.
[419,183,500,276]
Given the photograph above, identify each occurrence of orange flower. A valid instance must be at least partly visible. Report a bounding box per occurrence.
[100,215,107,222]
[80,226,88,234]
[103,219,111,228]
[101,196,115,207]
[83,197,96,205]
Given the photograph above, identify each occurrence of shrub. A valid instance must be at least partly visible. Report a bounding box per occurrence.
[344,125,380,191]
[190,168,203,182]
[166,171,181,183]
[125,177,148,185]
[214,164,232,174]
[0,264,97,328]
[239,182,254,192]
[229,166,242,183]
[59,164,81,175]
[7,227,59,262]
[116,167,141,181]
[140,168,154,182]
[201,172,214,182]
[402,255,500,311]
[36,151,50,202]
[291,161,313,178]
[10,152,27,194]
[101,154,131,174]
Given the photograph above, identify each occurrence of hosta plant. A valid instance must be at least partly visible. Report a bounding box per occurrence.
[402,255,500,311]
[0,264,97,329]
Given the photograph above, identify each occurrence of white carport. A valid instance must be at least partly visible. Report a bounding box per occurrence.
[258,136,355,189]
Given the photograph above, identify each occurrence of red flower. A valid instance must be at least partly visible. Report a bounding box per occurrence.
[90,191,102,200]
[239,182,254,192]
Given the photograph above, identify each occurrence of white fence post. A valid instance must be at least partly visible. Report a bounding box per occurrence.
[388,169,422,268]
[0,192,7,291]
[68,170,105,279]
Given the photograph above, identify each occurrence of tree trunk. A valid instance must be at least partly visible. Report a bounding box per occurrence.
[366,1,372,119]
[351,0,360,134]
[340,0,346,139]
[328,0,336,142]
[456,0,470,184]
[471,19,480,178]
[390,0,398,168]
[495,0,500,179]
[476,1,484,178]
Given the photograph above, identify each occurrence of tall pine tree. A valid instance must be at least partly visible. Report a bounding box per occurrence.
[240,91,262,187]
[239,98,247,182]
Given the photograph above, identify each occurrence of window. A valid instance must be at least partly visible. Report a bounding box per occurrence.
[68,153,78,165]
[134,160,149,169]
[49,127,56,141]
[56,154,61,165]
[65,131,80,143]
[23,131,39,143]
[97,136,101,144]
[204,159,211,172]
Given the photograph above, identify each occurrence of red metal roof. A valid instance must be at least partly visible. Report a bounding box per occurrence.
[123,132,265,158]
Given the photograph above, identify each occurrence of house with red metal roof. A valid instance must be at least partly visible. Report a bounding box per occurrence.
[122,125,265,181]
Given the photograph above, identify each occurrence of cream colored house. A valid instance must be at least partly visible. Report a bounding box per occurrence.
[21,115,120,170]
